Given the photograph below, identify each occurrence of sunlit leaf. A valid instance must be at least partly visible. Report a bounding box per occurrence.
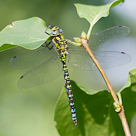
[75,0,124,38]
[0,17,50,51]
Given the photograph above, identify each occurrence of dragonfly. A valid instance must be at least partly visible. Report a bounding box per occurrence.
[10,25,131,126]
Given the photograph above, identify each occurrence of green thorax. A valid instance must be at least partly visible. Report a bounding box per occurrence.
[50,26,68,62]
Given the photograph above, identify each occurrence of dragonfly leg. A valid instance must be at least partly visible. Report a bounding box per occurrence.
[41,41,53,50]
[45,31,50,35]
[45,22,54,35]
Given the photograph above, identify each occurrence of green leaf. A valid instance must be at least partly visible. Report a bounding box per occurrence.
[121,68,136,125]
[55,68,136,135]
[54,81,124,136]
[0,17,50,51]
[0,44,17,52]
[74,0,124,39]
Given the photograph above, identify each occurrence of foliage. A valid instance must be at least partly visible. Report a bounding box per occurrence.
[54,68,136,135]
[75,0,124,39]
[0,17,50,51]
[0,0,123,51]
[0,0,135,135]
[54,54,135,136]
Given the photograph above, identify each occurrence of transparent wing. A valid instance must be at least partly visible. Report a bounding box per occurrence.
[10,44,55,69]
[68,50,131,70]
[18,55,62,89]
[67,26,131,70]
[88,26,130,51]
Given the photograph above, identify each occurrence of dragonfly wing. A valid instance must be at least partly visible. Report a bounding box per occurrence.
[68,50,131,70]
[10,45,55,69]
[93,51,131,69]
[89,26,130,51]
[18,55,62,89]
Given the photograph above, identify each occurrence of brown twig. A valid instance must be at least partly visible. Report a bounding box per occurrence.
[81,38,131,136]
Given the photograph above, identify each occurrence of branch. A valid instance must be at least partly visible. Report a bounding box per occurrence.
[81,38,131,136]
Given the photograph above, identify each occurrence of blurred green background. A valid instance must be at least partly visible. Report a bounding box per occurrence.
[0,0,136,136]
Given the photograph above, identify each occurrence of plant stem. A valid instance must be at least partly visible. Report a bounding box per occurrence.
[87,24,93,40]
[81,38,131,136]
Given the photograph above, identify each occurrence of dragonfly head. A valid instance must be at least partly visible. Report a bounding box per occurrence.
[50,26,63,36]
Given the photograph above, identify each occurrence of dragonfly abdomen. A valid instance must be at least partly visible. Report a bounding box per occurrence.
[62,60,77,126]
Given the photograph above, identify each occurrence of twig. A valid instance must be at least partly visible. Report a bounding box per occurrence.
[81,38,131,136]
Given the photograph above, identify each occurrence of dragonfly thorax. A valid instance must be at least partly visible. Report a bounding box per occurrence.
[53,35,68,58]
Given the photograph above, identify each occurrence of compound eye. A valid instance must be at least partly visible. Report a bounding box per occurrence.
[59,29,63,33]
[50,31,57,35]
